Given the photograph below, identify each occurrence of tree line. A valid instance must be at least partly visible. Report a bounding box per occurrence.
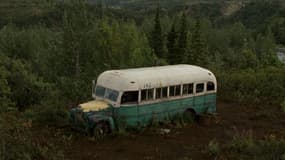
[0,0,284,112]
[0,0,284,158]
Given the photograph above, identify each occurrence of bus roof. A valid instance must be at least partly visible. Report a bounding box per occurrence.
[96,64,217,91]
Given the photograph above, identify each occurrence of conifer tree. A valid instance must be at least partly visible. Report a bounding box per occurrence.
[62,0,89,78]
[188,19,207,65]
[150,4,164,58]
[177,12,188,63]
[167,23,178,64]
[256,30,279,66]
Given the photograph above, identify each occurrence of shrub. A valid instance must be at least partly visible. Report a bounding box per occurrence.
[218,67,285,105]
[227,133,285,160]
[27,102,69,128]
[228,131,255,154]
[281,101,285,113]
[207,139,220,156]
[0,113,64,160]
[255,136,285,160]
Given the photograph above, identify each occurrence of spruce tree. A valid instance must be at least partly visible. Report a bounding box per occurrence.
[62,0,89,78]
[188,19,207,66]
[177,12,188,63]
[150,5,164,58]
[167,23,178,64]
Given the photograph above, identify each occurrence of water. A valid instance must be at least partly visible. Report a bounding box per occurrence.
[277,52,285,64]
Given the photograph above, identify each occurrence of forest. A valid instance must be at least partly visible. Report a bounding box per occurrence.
[0,0,285,159]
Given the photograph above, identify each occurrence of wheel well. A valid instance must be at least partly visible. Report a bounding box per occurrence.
[98,120,110,127]
[185,108,196,115]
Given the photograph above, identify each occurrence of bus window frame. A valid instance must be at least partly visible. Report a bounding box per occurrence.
[169,85,182,97]
[182,83,194,96]
[195,82,206,95]
[154,86,169,101]
[206,81,216,93]
[120,91,139,105]
[138,81,215,105]
[140,88,155,103]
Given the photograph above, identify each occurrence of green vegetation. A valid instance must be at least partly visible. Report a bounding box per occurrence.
[281,101,285,113]
[218,67,285,105]
[0,0,284,159]
[0,113,64,160]
[208,132,285,160]
[207,139,220,156]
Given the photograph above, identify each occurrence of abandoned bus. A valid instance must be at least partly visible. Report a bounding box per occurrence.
[70,64,217,134]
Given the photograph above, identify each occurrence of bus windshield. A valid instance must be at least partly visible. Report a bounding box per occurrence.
[95,85,119,102]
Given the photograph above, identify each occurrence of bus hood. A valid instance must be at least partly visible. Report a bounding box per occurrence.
[79,100,109,112]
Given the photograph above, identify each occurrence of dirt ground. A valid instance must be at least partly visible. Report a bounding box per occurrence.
[52,102,285,160]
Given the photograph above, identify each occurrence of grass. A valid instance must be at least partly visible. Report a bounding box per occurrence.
[207,139,220,156]
[281,101,285,113]
[205,131,285,160]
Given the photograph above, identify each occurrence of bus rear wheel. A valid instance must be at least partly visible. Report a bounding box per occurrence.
[183,109,197,123]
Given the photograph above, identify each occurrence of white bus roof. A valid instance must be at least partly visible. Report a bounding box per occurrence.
[96,64,217,91]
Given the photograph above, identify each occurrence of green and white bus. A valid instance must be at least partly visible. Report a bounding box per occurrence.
[70,64,217,134]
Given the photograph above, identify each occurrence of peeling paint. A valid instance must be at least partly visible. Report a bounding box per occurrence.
[79,100,109,112]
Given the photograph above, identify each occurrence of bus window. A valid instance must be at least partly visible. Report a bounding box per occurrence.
[169,86,175,97]
[156,87,168,99]
[95,85,106,98]
[148,89,154,100]
[170,85,181,97]
[196,83,204,93]
[175,85,181,96]
[162,87,168,98]
[156,88,162,99]
[105,88,119,102]
[141,89,154,101]
[141,90,147,101]
[207,82,215,91]
[121,91,138,104]
[183,83,193,95]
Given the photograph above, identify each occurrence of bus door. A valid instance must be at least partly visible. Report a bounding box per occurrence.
[119,91,139,127]
[194,83,206,113]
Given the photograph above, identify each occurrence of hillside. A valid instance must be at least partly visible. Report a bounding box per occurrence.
[0,0,285,160]
[0,0,55,26]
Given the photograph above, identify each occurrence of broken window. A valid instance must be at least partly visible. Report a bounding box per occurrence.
[141,89,154,101]
[121,91,138,104]
[196,83,205,93]
[207,82,215,91]
[183,83,194,95]
[162,87,168,98]
[156,87,168,99]
[156,88,162,99]
[169,85,181,97]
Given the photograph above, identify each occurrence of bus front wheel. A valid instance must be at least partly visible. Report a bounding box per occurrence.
[92,121,111,138]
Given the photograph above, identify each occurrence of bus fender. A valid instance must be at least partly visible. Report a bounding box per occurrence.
[87,115,115,131]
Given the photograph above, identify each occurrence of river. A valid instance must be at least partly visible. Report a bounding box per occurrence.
[277,48,285,64]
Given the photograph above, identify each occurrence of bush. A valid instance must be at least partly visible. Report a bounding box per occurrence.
[228,131,255,154]
[218,67,285,105]
[26,101,69,128]
[207,139,220,156]
[0,113,65,160]
[281,101,285,113]
[227,132,285,160]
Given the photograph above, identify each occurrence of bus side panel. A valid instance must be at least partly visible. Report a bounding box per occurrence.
[138,101,170,126]
[114,94,217,128]
[204,93,216,113]
[138,98,191,126]
[193,95,207,114]
[114,106,138,128]
[181,96,194,112]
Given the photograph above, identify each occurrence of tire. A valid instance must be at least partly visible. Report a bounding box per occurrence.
[92,121,111,139]
[183,109,197,123]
